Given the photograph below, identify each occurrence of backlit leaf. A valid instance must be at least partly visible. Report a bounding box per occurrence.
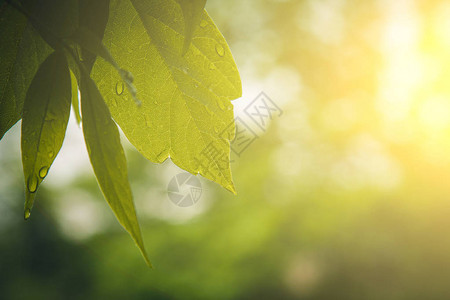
[69,26,140,106]
[21,50,71,219]
[79,69,150,266]
[92,0,242,192]
[177,0,207,55]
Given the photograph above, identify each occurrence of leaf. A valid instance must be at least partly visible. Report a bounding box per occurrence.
[92,0,242,192]
[70,26,118,69]
[68,26,141,106]
[17,0,79,50]
[79,69,151,267]
[21,50,71,219]
[70,70,81,125]
[0,5,52,139]
[78,0,110,73]
[177,0,207,55]
[21,0,79,39]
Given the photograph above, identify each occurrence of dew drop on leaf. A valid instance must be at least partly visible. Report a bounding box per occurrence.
[39,166,49,178]
[48,151,54,158]
[209,63,217,70]
[24,208,31,220]
[200,20,208,28]
[27,175,38,193]
[115,82,124,95]
[215,44,224,57]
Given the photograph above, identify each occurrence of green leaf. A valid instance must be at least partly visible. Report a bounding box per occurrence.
[21,50,71,219]
[70,70,81,125]
[0,6,52,139]
[92,0,242,192]
[21,0,79,39]
[79,69,151,267]
[69,26,118,70]
[76,0,140,105]
[177,0,207,55]
[78,0,110,73]
[68,26,141,106]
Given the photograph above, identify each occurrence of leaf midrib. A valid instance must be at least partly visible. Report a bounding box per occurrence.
[83,81,136,238]
[27,54,58,184]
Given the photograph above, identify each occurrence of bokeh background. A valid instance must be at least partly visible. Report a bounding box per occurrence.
[3,0,450,299]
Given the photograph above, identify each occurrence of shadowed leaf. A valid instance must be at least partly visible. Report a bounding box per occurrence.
[0,6,52,139]
[78,0,110,73]
[21,50,71,218]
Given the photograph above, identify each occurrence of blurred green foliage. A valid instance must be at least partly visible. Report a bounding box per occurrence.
[3,0,450,299]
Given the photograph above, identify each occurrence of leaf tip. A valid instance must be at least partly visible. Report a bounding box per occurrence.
[136,242,153,268]
[23,190,36,220]
[227,183,237,195]
[24,208,31,220]
[144,256,153,268]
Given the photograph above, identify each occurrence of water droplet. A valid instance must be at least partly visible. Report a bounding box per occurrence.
[209,63,217,70]
[110,98,118,107]
[200,20,208,28]
[27,175,38,193]
[215,44,225,57]
[39,166,48,179]
[24,208,31,220]
[181,66,188,74]
[115,82,124,96]
[153,99,158,105]
[48,151,54,158]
